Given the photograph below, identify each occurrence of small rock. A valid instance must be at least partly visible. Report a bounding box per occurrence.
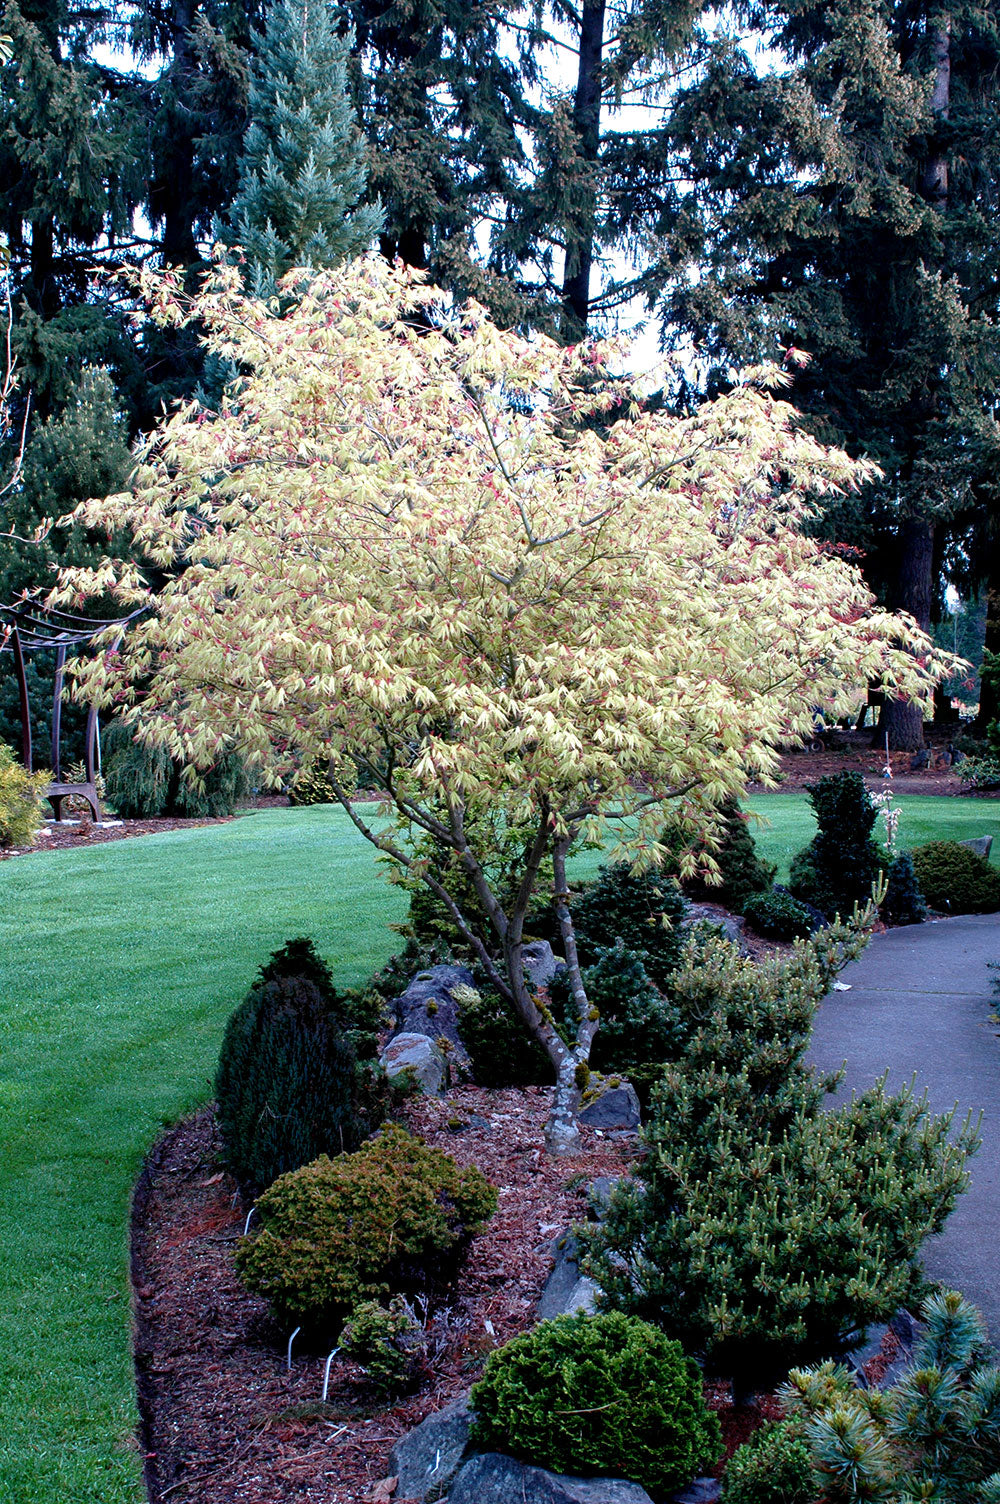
[537,1234,599,1321]
[393,965,476,1066]
[379,1032,446,1096]
[390,1393,474,1502]
[446,1454,654,1504]
[522,940,563,991]
[960,835,993,861]
[587,1177,621,1219]
[578,1082,640,1131]
[668,1480,721,1504]
[683,904,748,951]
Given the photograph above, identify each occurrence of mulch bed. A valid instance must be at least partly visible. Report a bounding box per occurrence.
[132,1091,640,1504]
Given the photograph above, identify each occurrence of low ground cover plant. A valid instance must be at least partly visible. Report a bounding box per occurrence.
[911,839,1000,913]
[582,918,979,1385]
[216,937,387,1191]
[0,741,49,847]
[235,1125,497,1329]
[469,1310,721,1495]
[782,1290,1000,1502]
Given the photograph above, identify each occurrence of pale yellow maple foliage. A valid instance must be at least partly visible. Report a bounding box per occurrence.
[60,256,956,1152]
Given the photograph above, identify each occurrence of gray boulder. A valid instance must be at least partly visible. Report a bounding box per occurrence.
[523,940,563,991]
[393,964,476,1066]
[577,1081,640,1131]
[960,835,994,862]
[390,1393,474,1502]
[380,1032,446,1096]
[668,1481,721,1504]
[537,1233,599,1321]
[446,1454,654,1504]
[683,903,750,953]
[587,1177,621,1218]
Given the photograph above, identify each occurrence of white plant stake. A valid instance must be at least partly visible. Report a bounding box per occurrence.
[872,733,901,855]
[243,1206,257,1236]
[287,1325,301,1371]
[321,1348,341,1404]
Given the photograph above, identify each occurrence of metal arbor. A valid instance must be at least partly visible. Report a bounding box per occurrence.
[0,602,144,822]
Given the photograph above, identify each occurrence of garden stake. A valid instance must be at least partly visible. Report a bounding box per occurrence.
[321,1348,340,1405]
[286,1326,301,1371]
[243,1207,257,1236]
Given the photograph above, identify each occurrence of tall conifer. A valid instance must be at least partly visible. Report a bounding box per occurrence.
[225,0,381,291]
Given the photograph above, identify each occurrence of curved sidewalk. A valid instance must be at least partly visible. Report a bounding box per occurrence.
[809,913,1000,1343]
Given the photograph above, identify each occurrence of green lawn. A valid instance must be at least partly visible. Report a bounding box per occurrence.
[747,792,1000,880]
[1,792,997,1504]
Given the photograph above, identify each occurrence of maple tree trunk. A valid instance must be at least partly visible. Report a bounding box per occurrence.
[561,0,606,338]
[878,516,935,750]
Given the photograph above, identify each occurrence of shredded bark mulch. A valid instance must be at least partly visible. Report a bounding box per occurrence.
[132,1091,636,1504]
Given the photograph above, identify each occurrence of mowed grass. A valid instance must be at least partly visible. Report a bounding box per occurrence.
[0,806,406,1504]
[747,792,1000,880]
[1,792,997,1504]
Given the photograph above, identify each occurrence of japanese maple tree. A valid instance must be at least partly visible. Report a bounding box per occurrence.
[62,257,953,1153]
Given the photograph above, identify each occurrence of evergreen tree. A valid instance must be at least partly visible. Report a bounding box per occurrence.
[225,0,381,292]
[644,0,1000,747]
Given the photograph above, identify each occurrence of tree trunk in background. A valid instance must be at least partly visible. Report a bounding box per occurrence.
[878,516,935,750]
[975,575,1000,733]
[879,17,951,751]
[561,0,606,338]
[160,0,198,269]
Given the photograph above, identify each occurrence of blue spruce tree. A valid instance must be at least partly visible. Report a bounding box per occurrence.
[226,0,382,292]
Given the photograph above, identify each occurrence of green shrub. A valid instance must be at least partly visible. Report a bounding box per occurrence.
[789,771,884,918]
[677,798,777,914]
[722,1421,814,1504]
[549,941,681,1104]
[784,1290,1000,1503]
[458,983,552,1087]
[881,851,928,925]
[406,813,554,957]
[961,751,1000,791]
[216,937,384,1192]
[287,760,336,805]
[0,743,49,847]
[469,1311,721,1495]
[573,861,688,987]
[582,921,978,1384]
[743,886,817,940]
[235,1126,497,1327]
[102,719,250,817]
[911,839,1000,914]
[338,1297,426,1398]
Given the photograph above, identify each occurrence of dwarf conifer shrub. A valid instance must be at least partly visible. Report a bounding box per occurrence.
[582,922,978,1384]
[911,840,1000,914]
[287,760,335,805]
[235,1126,497,1327]
[722,1421,814,1504]
[573,861,688,987]
[783,1290,1000,1503]
[678,799,777,914]
[457,984,552,1087]
[216,937,383,1192]
[743,886,817,940]
[338,1298,426,1398]
[0,743,49,847]
[102,719,250,817]
[548,941,681,1103]
[789,771,883,918]
[881,851,928,925]
[470,1311,721,1495]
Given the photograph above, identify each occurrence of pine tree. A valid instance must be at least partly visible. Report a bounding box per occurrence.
[644,0,1000,747]
[225,0,381,292]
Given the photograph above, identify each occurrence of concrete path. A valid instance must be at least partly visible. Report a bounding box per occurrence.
[809,913,1000,1343]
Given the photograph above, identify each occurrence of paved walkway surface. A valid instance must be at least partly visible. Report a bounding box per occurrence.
[809,913,1000,1343]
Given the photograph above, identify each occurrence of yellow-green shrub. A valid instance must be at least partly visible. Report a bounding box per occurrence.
[0,744,49,848]
[235,1126,497,1328]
